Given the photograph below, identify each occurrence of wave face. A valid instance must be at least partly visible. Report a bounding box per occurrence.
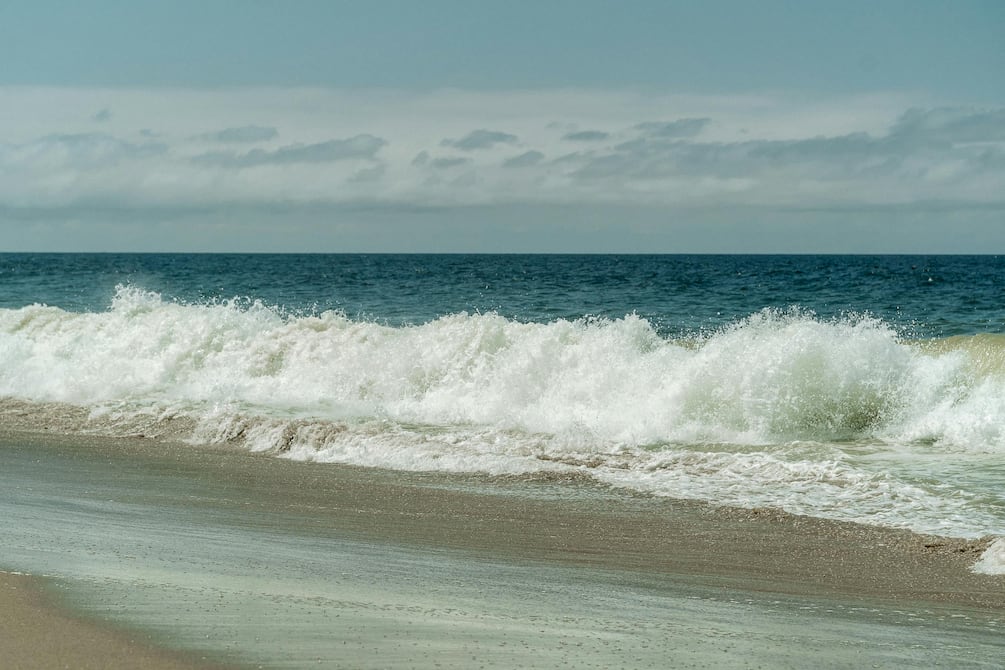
[2,286,1005,541]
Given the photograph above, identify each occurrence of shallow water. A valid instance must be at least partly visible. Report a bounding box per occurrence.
[2,434,1002,669]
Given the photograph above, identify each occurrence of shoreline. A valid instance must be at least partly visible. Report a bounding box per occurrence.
[3,426,1004,667]
[6,427,999,608]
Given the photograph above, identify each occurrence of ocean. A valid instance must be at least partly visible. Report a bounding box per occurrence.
[2,253,1004,572]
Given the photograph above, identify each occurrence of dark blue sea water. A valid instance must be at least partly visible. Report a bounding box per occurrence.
[2,253,1003,337]
[1,254,1004,563]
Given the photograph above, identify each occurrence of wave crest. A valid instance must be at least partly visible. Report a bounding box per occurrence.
[1,287,1004,452]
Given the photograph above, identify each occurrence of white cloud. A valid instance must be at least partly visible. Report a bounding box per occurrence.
[441,129,519,150]
[633,119,709,138]
[503,150,545,168]
[0,87,1001,217]
[205,125,279,143]
[562,130,609,142]
[4,132,166,169]
[193,134,385,167]
[428,156,471,169]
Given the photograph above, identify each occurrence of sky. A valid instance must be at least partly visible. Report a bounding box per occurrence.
[1,0,1003,253]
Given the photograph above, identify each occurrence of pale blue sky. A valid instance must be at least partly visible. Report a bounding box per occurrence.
[1,1,1003,252]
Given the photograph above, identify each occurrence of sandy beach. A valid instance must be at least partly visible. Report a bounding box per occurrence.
[2,427,1004,668]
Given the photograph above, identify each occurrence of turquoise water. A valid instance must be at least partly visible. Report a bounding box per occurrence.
[2,253,1003,336]
[1,254,1004,560]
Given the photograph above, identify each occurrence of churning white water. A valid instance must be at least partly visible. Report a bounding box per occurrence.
[2,286,1004,571]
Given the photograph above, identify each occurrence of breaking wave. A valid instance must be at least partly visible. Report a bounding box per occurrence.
[3,285,1004,449]
[2,286,1004,549]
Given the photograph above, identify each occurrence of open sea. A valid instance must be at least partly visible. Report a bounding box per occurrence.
[2,253,1004,572]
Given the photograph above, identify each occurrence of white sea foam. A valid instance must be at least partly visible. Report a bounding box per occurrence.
[972,538,1005,575]
[2,286,1005,540]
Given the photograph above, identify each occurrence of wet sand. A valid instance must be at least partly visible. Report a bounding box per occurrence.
[2,427,1004,668]
[0,571,230,670]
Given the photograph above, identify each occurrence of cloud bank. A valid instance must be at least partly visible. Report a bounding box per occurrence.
[1,87,1003,251]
